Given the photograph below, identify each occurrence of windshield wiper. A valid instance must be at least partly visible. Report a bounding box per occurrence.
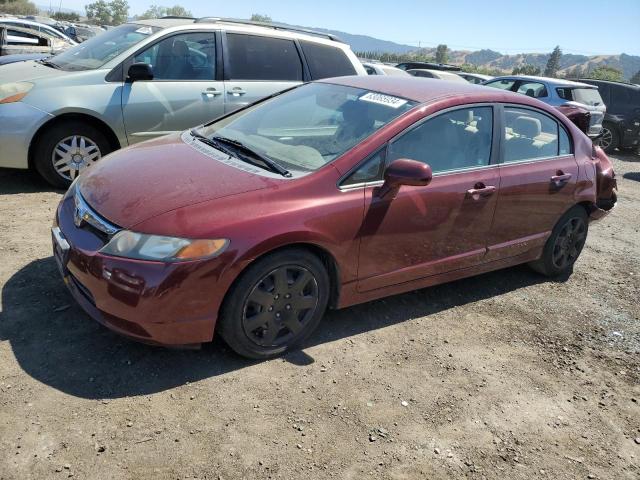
[211,135,291,178]
[190,129,235,157]
[37,59,60,69]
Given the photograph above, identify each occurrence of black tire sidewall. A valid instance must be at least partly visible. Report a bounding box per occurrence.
[33,121,111,189]
[538,206,589,277]
[218,249,330,359]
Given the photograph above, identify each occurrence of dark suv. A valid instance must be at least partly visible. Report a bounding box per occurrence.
[578,79,640,153]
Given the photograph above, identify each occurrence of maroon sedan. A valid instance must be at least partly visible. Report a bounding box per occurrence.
[52,76,617,358]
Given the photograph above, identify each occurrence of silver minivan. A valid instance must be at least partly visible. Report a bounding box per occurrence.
[0,18,366,186]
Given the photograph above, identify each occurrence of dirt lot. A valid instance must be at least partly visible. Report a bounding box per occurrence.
[0,152,638,480]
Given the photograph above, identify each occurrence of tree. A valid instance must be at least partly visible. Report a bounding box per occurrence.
[250,13,272,23]
[586,66,624,82]
[138,4,166,19]
[86,0,112,24]
[0,0,37,15]
[86,0,129,25]
[435,44,448,64]
[512,64,541,75]
[51,11,80,21]
[630,70,640,84]
[165,5,192,17]
[544,45,562,77]
[109,0,129,25]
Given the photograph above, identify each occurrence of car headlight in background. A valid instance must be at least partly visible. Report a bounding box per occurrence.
[101,231,229,262]
[0,82,34,104]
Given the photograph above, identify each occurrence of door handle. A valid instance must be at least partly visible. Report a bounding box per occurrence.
[467,184,496,200]
[202,88,222,97]
[228,88,246,96]
[550,172,572,187]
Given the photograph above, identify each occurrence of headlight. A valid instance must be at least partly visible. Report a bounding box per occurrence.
[101,231,229,262]
[0,82,34,104]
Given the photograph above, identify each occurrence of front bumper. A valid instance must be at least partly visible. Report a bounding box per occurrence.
[0,102,53,169]
[52,194,230,346]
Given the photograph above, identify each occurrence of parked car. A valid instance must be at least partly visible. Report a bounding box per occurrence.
[0,17,77,45]
[396,61,460,72]
[407,68,468,83]
[362,62,410,76]
[577,79,640,153]
[64,24,104,43]
[483,75,606,139]
[0,25,68,57]
[457,72,493,84]
[0,17,366,187]
[51,76,616,358]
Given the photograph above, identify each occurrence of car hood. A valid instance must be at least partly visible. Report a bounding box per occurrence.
[0,60,69,83]
[77,134,280,229]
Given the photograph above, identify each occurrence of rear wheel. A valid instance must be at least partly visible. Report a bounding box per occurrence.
[529,206,588,277]
[599,124,619,154]
[218,249,330,359]
[33,121,112,188]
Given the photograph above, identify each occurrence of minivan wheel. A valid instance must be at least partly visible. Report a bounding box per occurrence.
[218,249,330,359]
[33,121,111,188]
[529,206,588,277]
[599,125,619,154]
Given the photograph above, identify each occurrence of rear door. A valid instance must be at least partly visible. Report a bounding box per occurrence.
[222,33,304,113]
[122,30,224,143]
[486,105,578,260]
[355,105,500,292]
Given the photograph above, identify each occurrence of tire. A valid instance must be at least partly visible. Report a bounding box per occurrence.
[218,248,330,359]
[33,121,112,189]
[529,206,589,277]
[599,124,619,154]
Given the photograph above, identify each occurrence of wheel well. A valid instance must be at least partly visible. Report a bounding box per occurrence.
[28,113,121,169]
[576,201,594,216]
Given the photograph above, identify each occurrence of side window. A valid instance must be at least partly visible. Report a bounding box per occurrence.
[134,32,216,80]
[503,107,559,162]
[516,82,548,98]
[388,107,493,174]
[341,149,386,186]
[300,40,357,79]
[226,34,302,81]
[559,125,571,155]
[485,79,516,91]
[556,87,573,100]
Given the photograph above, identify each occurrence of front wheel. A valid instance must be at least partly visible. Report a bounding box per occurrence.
[529,206,589,277]
[218,249,330,359]
[33,121,112,188]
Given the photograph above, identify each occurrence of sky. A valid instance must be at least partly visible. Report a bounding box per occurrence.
[50,0,640,56]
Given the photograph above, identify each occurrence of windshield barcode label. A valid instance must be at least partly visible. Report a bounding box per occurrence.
[359,92,407,108]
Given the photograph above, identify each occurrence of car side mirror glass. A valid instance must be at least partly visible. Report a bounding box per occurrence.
[127,63,154,82]
[377,159,432,199]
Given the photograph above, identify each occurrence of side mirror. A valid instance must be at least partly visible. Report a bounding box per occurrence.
[127,62,154,82]
[377,159,432,199]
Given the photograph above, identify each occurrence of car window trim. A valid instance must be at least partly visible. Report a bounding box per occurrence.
[116,28,221,83]
[221,31,306,82]
[498,102,575,165]
[338,103,501,191]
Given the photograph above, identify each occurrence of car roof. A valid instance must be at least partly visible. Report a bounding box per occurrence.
[578,78,640,90]
[320,75,517,103]
[489,75,597,88]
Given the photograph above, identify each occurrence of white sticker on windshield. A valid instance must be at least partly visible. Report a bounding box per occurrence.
[359,92,407,109]
[135,26,153,35]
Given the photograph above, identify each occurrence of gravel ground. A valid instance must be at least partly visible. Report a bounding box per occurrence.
[0,152,638,480]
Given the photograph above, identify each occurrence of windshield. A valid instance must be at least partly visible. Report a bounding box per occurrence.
[200,83,417,174]
[48,23,160,71]
[572,87,604,106]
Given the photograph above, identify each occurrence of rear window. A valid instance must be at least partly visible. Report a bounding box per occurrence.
[299,40,356,79]
[226,33,303,81]
[572,88,604,106]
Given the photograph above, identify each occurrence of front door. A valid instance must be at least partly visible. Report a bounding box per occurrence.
[487,106,579,260]
[122,31,224,144]
[223,33,304,113]
[357,106,500,292]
